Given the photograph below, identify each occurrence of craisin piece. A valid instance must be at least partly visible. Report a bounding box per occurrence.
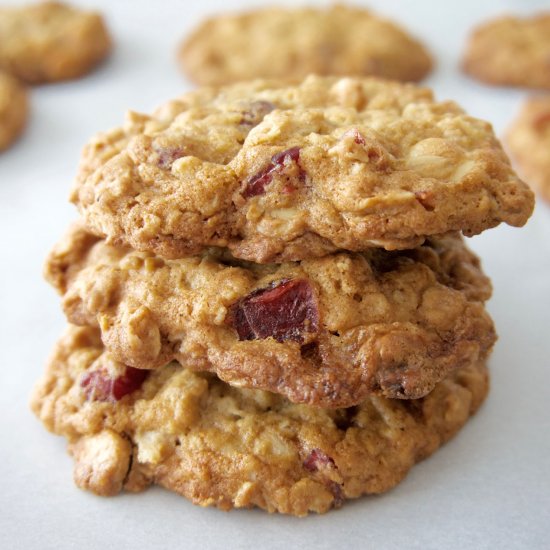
[44,223,496,408]
[31,325,489,516]
[72,76,534,264]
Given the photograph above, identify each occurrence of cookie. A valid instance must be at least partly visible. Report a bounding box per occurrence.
[0,71,28,151]
[71,76,534,264]
[44,223,495,408]
[506,96,550,204]
[31,325,489,516]
[462,13,550,90]
[178,5,433,86]
[0,1,112,84]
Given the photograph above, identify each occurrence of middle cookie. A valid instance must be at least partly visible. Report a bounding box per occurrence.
[46,224,496,408]
[72,76,534,264]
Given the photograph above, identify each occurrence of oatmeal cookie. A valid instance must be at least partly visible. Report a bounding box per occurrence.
[44,223,495,407]
[462,13,550,90]
[31,325,489,516]
[178,5,433,85]
[506,96,550,204]
[0,1,111,84]
[72,76,534,264]
[0,71,28,151]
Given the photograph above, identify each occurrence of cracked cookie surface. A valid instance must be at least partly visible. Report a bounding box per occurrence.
[31,325,489,516]
[506,96,550,204]
[0,71,28,151]
[0,1,111,83]
[178,5,433,85]
[462,13,550,90]
[72,76,534,264]
[45,223,495,407]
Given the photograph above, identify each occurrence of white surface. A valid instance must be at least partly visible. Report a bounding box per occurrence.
[1,1,549,548]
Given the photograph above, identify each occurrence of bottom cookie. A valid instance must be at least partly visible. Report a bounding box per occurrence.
[31,325,489,516]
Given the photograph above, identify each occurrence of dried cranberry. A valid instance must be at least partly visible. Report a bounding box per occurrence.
[340,129,388,170]
[239,100,275,126]
[154,145,186,169]
[342,128,366,145]
[304,450,344,506]
[328,481,345,507]
[243,146,304,198]
[81,367,149,402]
[226,279,319,343]
[303,448,336,472]
[282,183,296,194]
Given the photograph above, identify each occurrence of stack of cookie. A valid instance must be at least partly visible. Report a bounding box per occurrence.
[32,75,534,516]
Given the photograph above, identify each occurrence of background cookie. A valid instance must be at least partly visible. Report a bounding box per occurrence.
[0,1,112,83]
[462,13,550,89]
[178,5,433,86]
[31,325,489,516]
[45,223,495,408]
[0,71,28,151]
[72,76,534,264]
[506,96,550,204]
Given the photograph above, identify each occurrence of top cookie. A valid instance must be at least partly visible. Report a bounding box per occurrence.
[462,13,550,90]
[506,96,550,204]
[0,1,112,84]
[73,76,534,264]
[178,5,433,85]
[0,71,28,151]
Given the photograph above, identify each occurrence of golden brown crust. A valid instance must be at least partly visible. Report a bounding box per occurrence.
[506,96,550,204]
[31,325,489,516]
[0,71,28,151]
[462,13,550,90]
[71,76,534,264]
[44,223,495,407]
[178,5,433,85]
[0,1,112,84]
